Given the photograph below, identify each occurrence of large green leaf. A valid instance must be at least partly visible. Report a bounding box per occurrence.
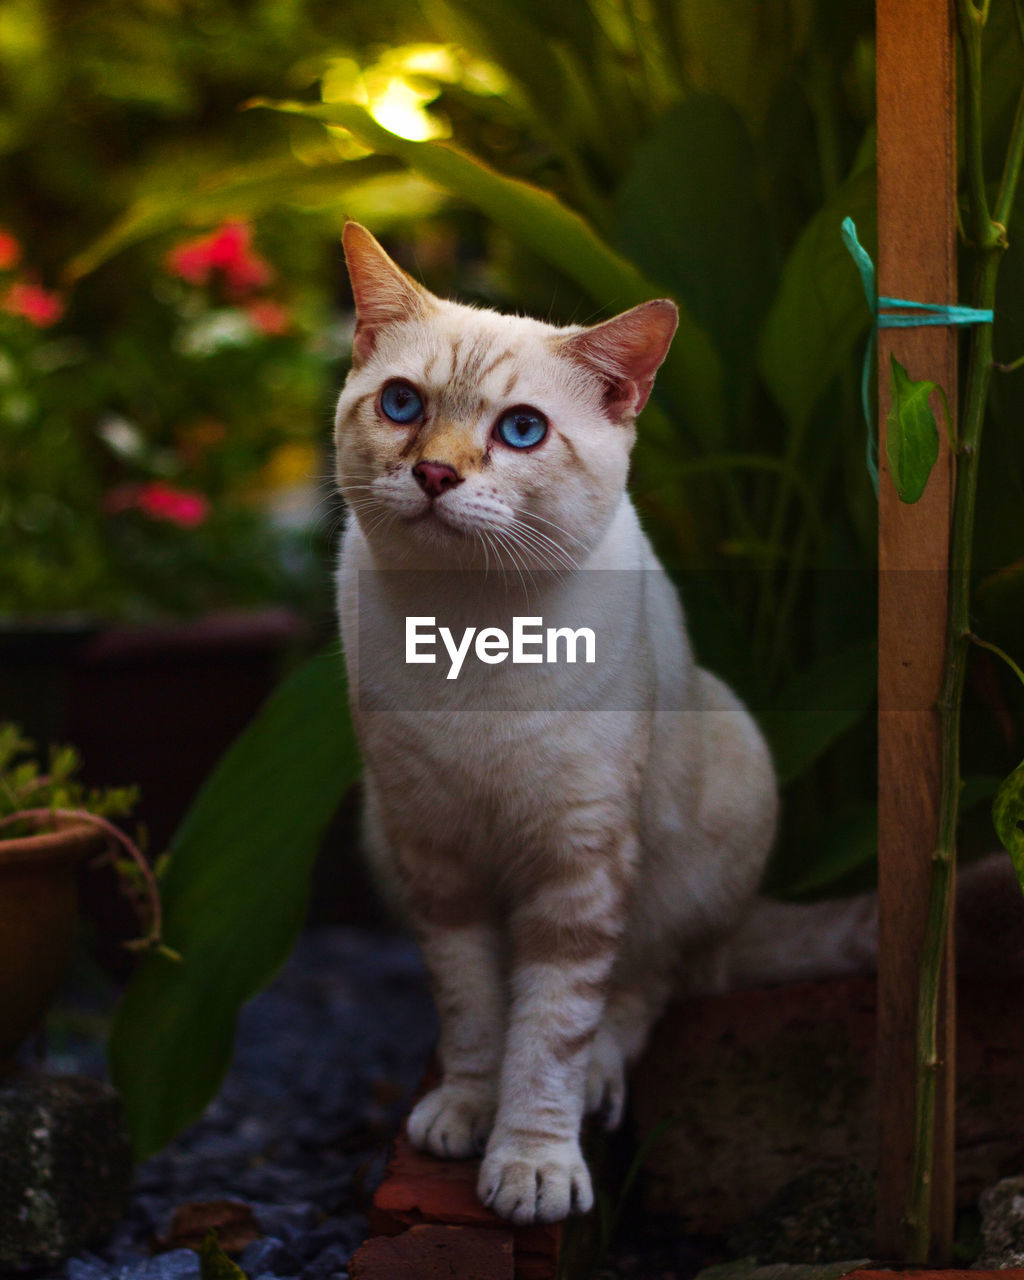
[425,0,640,172]
[759,164,876,429]
[108,649,359,1159]
[252,98,725,449]
[759,642,877,785]
[674,1,813,129]
[424,0,573,129]
[67,153,400,280]
[615,95,777,413]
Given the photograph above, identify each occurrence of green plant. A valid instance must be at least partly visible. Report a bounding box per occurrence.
[857,0,1024,1258]
[0,722,166,954]
[107,652,361,1158]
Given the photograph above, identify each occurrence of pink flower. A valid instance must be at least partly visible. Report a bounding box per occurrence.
[244,298,291,335]
[166,221,273,296]
[2,279,63,327]
[0,230,21,271]
[104,482,210,528]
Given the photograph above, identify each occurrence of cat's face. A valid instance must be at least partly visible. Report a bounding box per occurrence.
[334,223,677,570]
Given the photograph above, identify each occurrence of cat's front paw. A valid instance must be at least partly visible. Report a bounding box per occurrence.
[407,1082,495,1159]
[478,1132,593,1224]
[585,1028,627,1131]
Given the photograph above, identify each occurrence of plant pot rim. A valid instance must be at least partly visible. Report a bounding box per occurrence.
[0,818,107,872]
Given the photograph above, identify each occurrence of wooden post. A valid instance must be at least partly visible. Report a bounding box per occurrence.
[875,0,958,1261]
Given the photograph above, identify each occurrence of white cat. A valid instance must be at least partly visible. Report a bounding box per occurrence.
[333,221,778,1225]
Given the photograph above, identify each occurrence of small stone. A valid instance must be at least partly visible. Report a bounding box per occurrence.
[240,1235,299,1276]
[0,1072,133,1271]
[301,1241,353,1280]
[977,1174,1024,1267]
[143,1249,202,1280]
[155,1199,260,1254]
[726,1162,875,1264]
[252,1200,321,1241]
[66,1256,108,1280]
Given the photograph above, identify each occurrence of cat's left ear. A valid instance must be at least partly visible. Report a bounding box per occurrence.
[556,299,678,421]
[342,221,434,366]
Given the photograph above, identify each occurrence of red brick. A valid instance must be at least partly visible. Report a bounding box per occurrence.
[371,1132,495,1230]
[368,1127,561,1278]
[350,1224,513,1280]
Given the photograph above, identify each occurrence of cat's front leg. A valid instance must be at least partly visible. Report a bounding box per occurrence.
[479,850,630,1225]
[401,870,505,1159]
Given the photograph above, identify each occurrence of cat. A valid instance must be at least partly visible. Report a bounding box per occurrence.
[332,220,780,1226]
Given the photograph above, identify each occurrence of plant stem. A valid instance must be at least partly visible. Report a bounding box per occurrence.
[0,807,165,952]
[906,0,1024,1256]
[906,251,996,1263]
[969,632,1024,688]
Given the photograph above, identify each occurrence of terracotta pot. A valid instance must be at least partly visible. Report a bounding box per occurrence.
[0,819,106,1075]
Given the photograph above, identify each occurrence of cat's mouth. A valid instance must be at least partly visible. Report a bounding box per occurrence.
[403,505,469,538]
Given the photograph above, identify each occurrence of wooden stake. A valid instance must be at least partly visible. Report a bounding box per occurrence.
[876,0,957,1261]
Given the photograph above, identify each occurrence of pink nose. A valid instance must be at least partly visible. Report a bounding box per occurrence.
[412,460,463,499]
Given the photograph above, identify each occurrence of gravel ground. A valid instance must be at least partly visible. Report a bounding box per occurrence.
[43,927,437,1280]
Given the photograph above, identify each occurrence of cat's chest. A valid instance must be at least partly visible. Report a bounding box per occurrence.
[358,705,645,857]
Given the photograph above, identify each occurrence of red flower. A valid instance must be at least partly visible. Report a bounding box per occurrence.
[105,482,210,528]
[2,279,63,327]
[244,298,291,335]
[0,230,21,271]
[166,221,273,296]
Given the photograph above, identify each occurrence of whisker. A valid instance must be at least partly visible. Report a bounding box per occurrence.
[493,527,540,608]
[504,518,579,573]
[515,508,587,549]
[504,526,570,586]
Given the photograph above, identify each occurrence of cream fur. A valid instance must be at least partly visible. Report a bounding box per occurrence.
[334,225,778,1225]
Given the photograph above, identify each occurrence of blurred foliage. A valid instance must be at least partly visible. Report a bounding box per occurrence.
[0,0,439,620]
[40,0,1020,1156]
[12,0,1019,883]
[0,219,337,617]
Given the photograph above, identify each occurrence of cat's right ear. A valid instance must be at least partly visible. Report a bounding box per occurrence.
[342,221,433,366]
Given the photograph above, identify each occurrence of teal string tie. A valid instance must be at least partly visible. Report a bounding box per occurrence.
[839,216,993,496]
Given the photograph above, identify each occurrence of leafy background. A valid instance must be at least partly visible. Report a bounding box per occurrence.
[2,0,1023,1153]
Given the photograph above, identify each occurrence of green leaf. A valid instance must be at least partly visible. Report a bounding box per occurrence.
[759,164,876,429]
[251,97,725,449]
[67,153,399,280]
[615,96,777,411]
[108,650,359,1159]
[885,354,941,504]
[993,757,1024,889]
[199,1231,247,1280]
[759,643,877,785]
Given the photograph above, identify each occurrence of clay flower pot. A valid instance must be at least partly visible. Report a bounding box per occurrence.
[0,819,106,1074]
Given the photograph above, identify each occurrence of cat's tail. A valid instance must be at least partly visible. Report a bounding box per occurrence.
[714,851,1024,992]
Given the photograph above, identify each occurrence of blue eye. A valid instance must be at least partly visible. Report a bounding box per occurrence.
[380,380,424,424]
[495,406,548,450]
